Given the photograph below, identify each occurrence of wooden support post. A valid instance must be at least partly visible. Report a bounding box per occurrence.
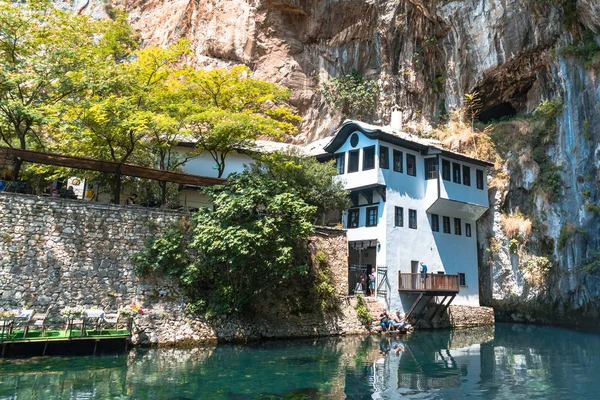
[93,340,98,356]
[42,342,48,356]
[1,343,5,358]
[405,293,424,320]
[113,165,122,204]
[439,295,456,316]
[429,296,448,321]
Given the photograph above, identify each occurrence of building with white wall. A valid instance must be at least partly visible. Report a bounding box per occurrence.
[323,120,491,314]
[173,140,297,209]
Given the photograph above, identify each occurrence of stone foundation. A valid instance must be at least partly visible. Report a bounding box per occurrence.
[414,304,495,330]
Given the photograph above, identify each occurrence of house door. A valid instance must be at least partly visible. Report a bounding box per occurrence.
[411,261,419,289]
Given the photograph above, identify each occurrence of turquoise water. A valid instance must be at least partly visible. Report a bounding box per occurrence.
[1,323,599,399]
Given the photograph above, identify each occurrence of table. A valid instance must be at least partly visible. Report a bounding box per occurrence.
[82,309,106,334]
[1,309,33,339]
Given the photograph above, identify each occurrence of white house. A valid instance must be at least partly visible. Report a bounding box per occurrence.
[174,140,298,209]
[323,119,491,315]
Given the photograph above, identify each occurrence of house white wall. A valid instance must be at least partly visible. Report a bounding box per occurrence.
[333,128,488,311]
[175,145,254,179]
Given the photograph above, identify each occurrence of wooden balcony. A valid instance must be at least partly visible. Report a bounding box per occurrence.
[398,273,459,295]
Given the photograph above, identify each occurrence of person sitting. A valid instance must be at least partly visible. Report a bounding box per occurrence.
[65,186,77,199]
[379,310,392,332]
[390,311,407,330]
[126,193,138,205]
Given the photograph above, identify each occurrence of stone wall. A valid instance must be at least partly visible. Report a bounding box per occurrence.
[0,193,367,344]
[414,304,495,330]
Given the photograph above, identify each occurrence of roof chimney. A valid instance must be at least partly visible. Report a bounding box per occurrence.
[390,107,402,131]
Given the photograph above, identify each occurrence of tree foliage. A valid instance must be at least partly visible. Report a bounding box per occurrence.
[252,149,350,224]
[182,65,301,177]
[137,168,316,317]
[322,70,378,121]
[0,0,136,178]
[135,152,349,317]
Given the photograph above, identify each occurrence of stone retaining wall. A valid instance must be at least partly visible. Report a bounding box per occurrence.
[0,193,367,344]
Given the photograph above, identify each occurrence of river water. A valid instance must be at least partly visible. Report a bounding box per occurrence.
[0,323,599,399]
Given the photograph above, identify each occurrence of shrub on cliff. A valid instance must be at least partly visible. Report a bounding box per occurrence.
[322,70,379,121]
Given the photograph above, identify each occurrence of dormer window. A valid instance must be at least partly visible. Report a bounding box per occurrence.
[442,159,451,181]
[336,153,345,175]
[476,169,484,189]
[380,146,389,169]
[406,154,416,176]
[452,162,461,184]
[393,150,403,173]
[363,146,375,170]
[425,158,438,180]
[348,150,359,173]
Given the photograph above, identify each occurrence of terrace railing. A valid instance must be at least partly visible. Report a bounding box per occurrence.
[398,273,459,293]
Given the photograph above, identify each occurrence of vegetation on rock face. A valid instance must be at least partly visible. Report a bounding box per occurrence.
[501,212,533,241]
[322,70,379,121]
[312,251,341,312]
[354,296,373,329]
[135,153,347,318]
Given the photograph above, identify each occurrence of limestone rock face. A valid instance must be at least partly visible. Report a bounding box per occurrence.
[63,0,600,324]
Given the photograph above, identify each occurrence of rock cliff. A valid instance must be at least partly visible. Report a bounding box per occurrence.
[67,0,600,326]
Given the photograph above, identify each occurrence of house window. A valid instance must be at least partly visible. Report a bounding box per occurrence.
[425,158,438,180]
[407,154,416,176]
[395,206,404,227]
[452,162,461,184]
[366,206,378,227]
[431,214,439,232]
[454,218,462,235]
[348,150,359,173]
[458,272,466,286]
[380,146,389,169]
[336,153,345,175]
[443,216,450,233]
[442,159,451,181]
[350,133,359,147]
[393,150,403,173]
[348,209,360,229]
[466,223,472,237]
[476,169,484,189]
[463,165,471,186]
[363,146,375,170]
[409,209,417,229]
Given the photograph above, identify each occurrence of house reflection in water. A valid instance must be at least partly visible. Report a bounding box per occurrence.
[367,328,492,398]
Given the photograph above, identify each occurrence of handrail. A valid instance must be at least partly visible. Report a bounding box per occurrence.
[398,272,459,292]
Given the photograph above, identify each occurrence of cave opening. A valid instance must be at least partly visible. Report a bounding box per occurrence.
[478,102,517,123]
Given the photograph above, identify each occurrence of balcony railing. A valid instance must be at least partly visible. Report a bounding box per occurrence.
[398,273,459,293]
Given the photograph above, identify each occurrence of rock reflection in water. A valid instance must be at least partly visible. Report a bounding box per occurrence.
[1,324,600,399]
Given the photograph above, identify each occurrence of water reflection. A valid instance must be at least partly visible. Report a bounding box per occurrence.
[1,324,600,399]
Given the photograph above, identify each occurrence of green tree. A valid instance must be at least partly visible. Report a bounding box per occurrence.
[182,65,301,178]
[136,168,316,317]
[190,170,316,315]
[253,150,350,224]
[56,41,190,202]
[0,0,135,179]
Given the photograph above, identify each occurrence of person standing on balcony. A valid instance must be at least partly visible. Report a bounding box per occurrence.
[419,261,428,289]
